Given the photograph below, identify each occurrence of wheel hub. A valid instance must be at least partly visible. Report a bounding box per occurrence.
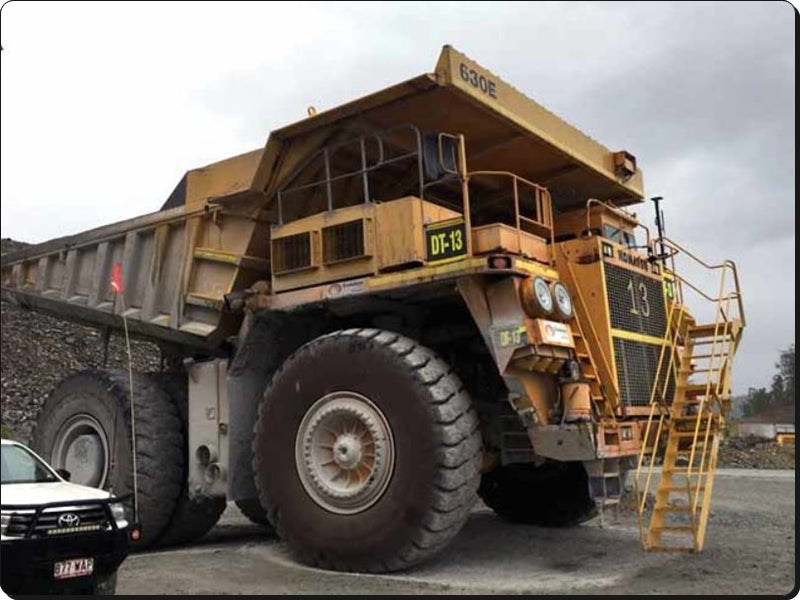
[295,391,395,515]
[52,414,110,488]
[333,434,363,469]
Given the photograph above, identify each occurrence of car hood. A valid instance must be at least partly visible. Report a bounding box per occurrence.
[1,482,111,507]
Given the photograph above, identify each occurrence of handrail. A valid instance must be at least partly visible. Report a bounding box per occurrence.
[658,236,745,329]
[275,124,426,225]
[635,231,744,552]
[466,170,556,258]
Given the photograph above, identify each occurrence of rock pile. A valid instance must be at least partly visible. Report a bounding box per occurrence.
[1,300,161,443]
[717,435,795,469]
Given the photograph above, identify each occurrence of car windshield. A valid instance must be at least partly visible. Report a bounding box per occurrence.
[1,444,58,484]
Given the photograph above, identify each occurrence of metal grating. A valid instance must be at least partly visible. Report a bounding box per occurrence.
[322,220,366,264]
[605,262,667,338]
[613,338,675,407]
[272,232,314,274]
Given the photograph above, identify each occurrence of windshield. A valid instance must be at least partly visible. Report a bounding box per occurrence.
[1,444,58,484]
[602,224,638,249]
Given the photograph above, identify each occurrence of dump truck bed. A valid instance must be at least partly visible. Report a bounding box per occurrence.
[1,46,643,349]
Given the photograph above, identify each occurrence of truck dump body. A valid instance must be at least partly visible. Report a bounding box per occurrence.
[1,46,642,350]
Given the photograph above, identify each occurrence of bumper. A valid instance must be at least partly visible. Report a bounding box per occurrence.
[1,527,129,594]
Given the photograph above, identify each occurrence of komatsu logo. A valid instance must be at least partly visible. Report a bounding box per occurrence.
[616,249,650,272]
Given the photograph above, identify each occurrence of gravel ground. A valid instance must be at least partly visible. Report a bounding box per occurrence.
[117,469,795,595]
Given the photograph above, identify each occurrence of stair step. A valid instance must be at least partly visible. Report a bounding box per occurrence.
[654,505,692,513]
[648,546,696,554]
[680,383,721,396]
[662,467,709,475]
[678,367,721,375]
[690,353,728,360]
[653,525,694,533]
[659,485,706,492]
[577,351,590,360]
[689,323,734,338]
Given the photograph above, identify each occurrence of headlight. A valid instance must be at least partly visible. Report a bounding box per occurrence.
[110,502,129,529]
[0,511,30,539]
[521,276,554,318]
[552,281,573,320]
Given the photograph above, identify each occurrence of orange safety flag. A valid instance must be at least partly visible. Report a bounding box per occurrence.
[110,263,124,293]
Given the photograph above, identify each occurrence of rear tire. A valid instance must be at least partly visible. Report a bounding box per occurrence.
[31,370,184,549]
[253,329,482,572]
[149,373,227,547]
[235,497,273,529]
[478,461,597,526]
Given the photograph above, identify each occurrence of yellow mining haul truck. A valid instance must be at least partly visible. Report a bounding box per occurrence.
[1,46,744,569]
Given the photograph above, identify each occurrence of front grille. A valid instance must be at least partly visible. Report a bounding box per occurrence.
[6,505,110,538]
[613,338,676,407]
[605,262,667,338]
[322,219,367,264]
[272,232,315,274]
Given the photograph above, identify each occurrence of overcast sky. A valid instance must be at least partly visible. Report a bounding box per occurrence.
[1,1,794,395]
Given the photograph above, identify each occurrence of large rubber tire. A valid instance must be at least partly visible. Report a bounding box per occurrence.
[31,370,184,549]
[478,461,598,527]
[235,497,273,529]
[253,329,482,572]
[150,373,227,547]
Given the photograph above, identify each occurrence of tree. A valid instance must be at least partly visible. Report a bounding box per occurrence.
[742,345,795,419]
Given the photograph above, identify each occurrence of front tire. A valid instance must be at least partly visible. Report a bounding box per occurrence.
[253,329,481,572]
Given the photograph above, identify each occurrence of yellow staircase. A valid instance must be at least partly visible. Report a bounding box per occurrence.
[635,239,744,553]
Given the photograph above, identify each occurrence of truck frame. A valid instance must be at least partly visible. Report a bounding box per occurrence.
[1,46,744,570]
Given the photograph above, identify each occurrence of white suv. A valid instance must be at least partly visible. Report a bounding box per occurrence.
[1,439,130,595]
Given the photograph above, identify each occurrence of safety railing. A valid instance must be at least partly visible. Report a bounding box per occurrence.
[634,235,744,551]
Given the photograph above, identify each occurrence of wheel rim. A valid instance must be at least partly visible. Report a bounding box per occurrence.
[295,391,395,515]
[52,414,110,488]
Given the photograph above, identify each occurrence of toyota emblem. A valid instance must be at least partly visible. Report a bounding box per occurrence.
[57,513,80,528]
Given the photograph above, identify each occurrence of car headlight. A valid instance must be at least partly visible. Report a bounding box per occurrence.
[552,281,574,320]
[109,502,129,529]
[521,276,554,318]
[0,511,29,539]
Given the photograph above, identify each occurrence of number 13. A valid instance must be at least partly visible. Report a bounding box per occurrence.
[627,279,650,317]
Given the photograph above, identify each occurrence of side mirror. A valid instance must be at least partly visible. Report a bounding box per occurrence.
[56,468,71,481]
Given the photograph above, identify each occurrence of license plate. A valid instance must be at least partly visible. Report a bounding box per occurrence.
[53,558,94,580]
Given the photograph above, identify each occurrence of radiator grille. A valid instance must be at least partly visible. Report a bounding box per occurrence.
[272,232,314,274]
[322,220,367,264]
[5,505,110,538]
[613,338,675,407]
[605,262,667,338]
